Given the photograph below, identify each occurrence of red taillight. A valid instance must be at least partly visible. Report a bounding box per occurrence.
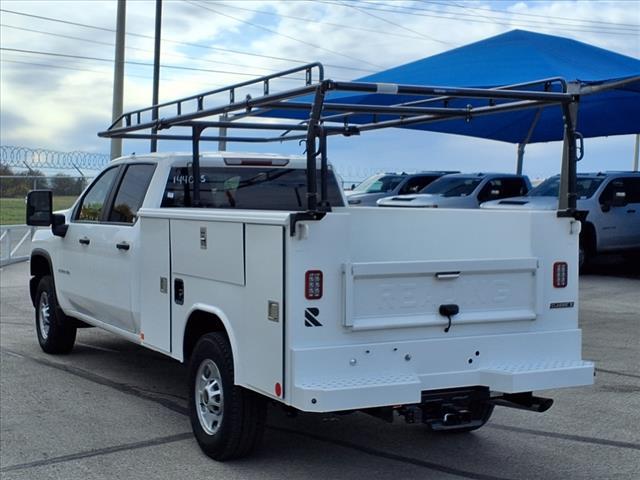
[305,270,323,299]
[553,262,568,288]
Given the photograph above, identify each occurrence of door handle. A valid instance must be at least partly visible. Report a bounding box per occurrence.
[627,209,636,213]
[116,242,130,251]
[174,278,184,305]
[78,237,90,246]
[436,271,461,280]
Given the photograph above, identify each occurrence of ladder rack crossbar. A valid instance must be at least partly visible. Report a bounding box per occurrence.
[107,62,324,132]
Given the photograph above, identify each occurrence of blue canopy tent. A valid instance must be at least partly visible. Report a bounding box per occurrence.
[262,29,640,172]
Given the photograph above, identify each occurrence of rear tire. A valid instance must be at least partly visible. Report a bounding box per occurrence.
[35,275,77,354]
[188,332,266,460]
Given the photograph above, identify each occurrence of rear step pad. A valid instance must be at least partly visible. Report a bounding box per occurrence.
[479,360,594,393]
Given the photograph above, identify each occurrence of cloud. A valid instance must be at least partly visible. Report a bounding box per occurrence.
[0,0,637,177]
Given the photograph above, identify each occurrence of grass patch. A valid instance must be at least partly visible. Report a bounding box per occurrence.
[0,196,77,225]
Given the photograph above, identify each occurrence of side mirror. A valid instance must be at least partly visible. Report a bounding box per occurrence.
[25,190,68,237]
[52,214,68,237]
[26,190,52,226]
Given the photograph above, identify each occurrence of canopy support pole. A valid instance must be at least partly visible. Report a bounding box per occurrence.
[516,143,525,175]
[515,108,543,175]
[634,134,639,172]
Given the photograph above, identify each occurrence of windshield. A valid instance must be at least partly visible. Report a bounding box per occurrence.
[351,174,405,194]
[529,176,604,199]
[421,176,482,197]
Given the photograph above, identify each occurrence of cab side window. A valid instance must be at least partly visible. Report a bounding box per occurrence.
[108,164,156,224]
[501,178,528,197]
[623,178,640,203]
[478,179,503,202]
[399,176,437,194]
[599,179,625,205]
[76,167,120,222]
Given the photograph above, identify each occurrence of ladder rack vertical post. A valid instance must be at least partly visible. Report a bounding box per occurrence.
[305,82,329,211]
[559,100,579,213]
[320,132,328,208]
[192,126,203,207]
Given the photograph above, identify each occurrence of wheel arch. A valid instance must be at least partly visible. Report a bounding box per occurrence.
[182,304,239,374]
[29,249,54,306]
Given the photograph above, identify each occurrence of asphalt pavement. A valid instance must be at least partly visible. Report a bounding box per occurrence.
[1,257,638,480]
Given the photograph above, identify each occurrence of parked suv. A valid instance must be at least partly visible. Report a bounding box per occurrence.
[482,172,640,267]
[346,171,457,206]
[377,173,531,208]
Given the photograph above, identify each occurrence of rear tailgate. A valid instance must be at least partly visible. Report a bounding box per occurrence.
[344,257,539,331]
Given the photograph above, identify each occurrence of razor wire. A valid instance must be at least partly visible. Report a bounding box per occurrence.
[0,145,110,171]
[0,145,389,187]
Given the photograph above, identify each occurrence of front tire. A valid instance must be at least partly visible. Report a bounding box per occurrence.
[188,332,266,460]
[35,275,77,354]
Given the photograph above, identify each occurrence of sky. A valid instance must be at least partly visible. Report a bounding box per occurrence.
[1,0,639,181]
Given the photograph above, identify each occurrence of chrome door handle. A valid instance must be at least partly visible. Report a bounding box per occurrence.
[116,242,130,251]
[78,237,90,245]
[436,271,461,279]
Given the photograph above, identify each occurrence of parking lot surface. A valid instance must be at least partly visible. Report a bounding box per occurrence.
[1,259,638,480]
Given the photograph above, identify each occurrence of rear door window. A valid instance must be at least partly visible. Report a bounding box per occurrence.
[76,167,120,222]
[162,167,345,210]
[108,164,156,224]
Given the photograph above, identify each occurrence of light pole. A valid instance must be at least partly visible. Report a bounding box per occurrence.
[110,0,126,160]
[150,0,162,153]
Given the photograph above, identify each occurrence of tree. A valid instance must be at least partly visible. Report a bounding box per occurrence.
[50,173,86,196]
[0,165,46,198]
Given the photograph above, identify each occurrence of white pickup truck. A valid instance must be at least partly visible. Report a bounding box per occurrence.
[26,65,594,460]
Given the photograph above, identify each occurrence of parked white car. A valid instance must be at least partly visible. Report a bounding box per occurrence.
[346,171,456,206]
[377,173,531,208]
[482,172,640,267]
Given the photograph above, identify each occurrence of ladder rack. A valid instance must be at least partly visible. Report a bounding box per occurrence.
[98,63,580,216]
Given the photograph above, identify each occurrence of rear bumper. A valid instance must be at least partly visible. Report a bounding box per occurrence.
[289,330,594,412]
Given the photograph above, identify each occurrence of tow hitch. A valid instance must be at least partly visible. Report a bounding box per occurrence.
[362,388,553,432]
